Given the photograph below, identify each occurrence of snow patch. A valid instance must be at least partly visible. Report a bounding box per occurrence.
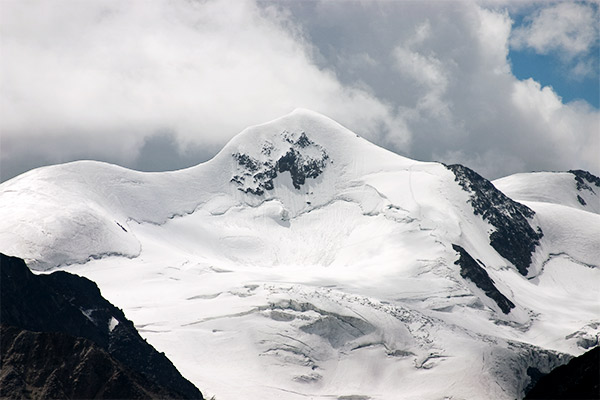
[109,316,119,332]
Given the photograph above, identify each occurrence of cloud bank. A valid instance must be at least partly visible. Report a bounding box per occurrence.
[278,0,598,178]
[1,0,598,181]
[0,0,406,180]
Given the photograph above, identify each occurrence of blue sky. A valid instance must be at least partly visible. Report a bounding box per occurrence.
[510,49,600,108]
[509,4,599,108]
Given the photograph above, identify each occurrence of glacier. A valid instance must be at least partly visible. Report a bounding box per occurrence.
[0,109,598,399]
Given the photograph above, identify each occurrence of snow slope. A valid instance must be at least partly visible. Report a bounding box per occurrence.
[1,109,598,399]
[494,171,600,214]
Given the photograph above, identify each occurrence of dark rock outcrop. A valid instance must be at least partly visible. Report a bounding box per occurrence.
[525,346,599,399]
[231,131,329,195]
[452,244,515,314]
[0,253,203,399]
[446,164,543,276]
[569,169,600,194]
[0,325,185,399]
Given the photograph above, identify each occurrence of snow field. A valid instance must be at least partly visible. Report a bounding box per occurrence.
[1,109,598,399]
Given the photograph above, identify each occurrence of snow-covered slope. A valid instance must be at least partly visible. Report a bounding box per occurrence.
[494,170,600,214]
[1,109,598,399]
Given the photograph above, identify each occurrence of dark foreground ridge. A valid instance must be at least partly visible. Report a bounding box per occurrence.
[446,164,543,276]
[525,346,599,399]
[0,253,203,400]
[452,244,515,314]
[1,325,187,399]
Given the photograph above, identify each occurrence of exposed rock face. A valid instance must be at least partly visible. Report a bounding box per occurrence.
[446,164,543,276]
[0,325,182,400]
[231,131,329,195]
[569,170,599,209]
[525,346,599,399]
[452,244,515,314]
[569,169,600,193]
[0,253,203,399]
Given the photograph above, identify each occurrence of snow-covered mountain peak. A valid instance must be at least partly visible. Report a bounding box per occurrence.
[217,109,412,193]
[0,109,417,269]
[223,108,363,152]
[204,108,419,219]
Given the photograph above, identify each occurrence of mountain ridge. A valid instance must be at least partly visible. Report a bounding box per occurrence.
[0,109,598,399]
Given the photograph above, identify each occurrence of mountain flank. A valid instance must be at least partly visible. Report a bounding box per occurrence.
[446,164,543,275]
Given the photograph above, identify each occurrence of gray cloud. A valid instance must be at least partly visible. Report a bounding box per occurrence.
[270,0,599,178]
[0,0,598,182]
[133,131,218,173]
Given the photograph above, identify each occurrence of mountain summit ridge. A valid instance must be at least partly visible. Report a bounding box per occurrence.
[0,109,416,269]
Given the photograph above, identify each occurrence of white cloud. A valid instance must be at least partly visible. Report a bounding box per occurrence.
[0,0,409,180]
[393,21,451,120]
[394,46,449,113]
[511,2,598,58]
[571,58,596,80]
[382,1,598,177]
[442,3,599,177]
[511,78,599,174]
[475,7,513,74]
